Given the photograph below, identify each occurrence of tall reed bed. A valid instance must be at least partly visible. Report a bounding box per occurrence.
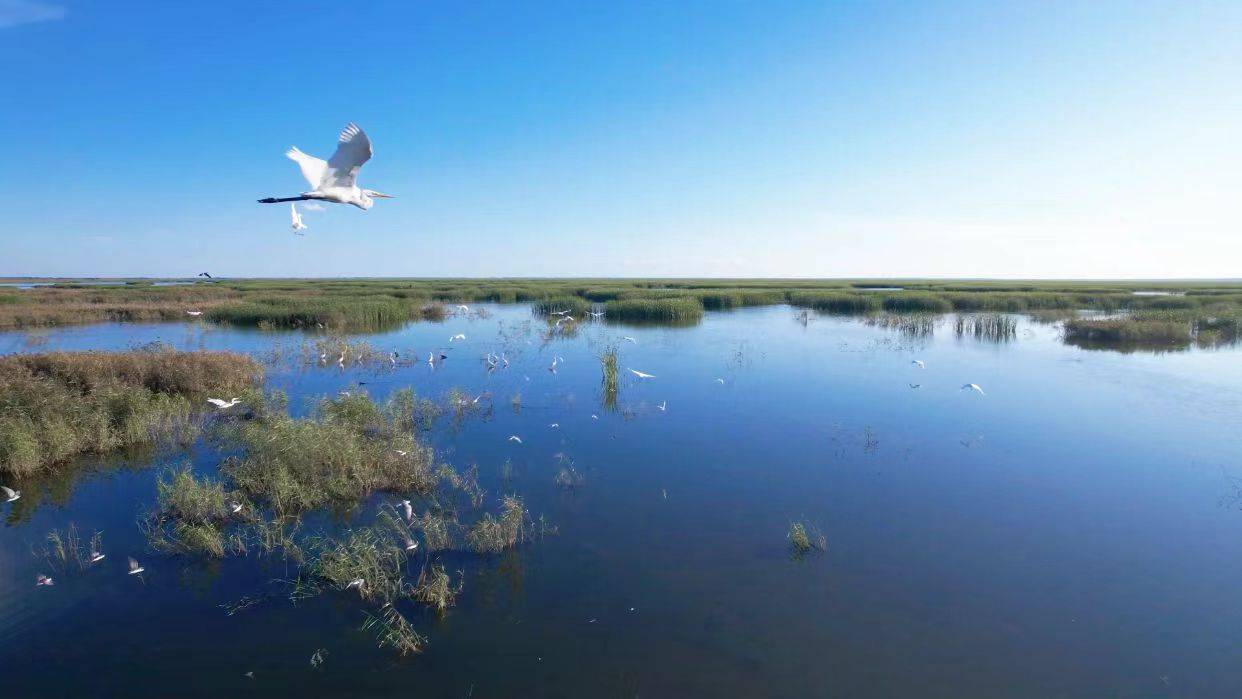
[0,349,259,476]
[604,298,705,323]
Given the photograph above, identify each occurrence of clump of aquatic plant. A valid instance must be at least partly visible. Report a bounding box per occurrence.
[412,510,457,552]
[362,606,427,655]
[1063,315,1191,345]
[221,392,437,516]
[600,347,619,410]
[532,296,592,317]
[603,298,705,324]
[385,387,441,431]
[788,292,880,314]
[788,520,826,555]
[0,349,259,476]
[955,313,1017,342]
[411,562,462,613]
[554,465,585,490]
[309,527,407,602]
[38,523,103,571]
[466,495,529,554]
[144,465,244,558]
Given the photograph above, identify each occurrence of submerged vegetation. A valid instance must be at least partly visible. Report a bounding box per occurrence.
[788,520,827,555]
[600,347,619,410]
[0,349,259,476]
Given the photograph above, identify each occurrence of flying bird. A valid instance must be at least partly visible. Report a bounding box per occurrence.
[2,485,19,503]
[127,557,145,575]
[345,578,365,591]
[622,336,637,344]
[258,123,394,210]
[549,423,559,428]
[628,368,655,379]
[450,334,466,342]
[961,383,986,395]
[36,574,54,587]
[508,435,523,444]
[714,378,725,384]
[656,401,666,411]
[912,360,925,369]
[456,305,469,312]
[290,203,307,233]
[206,397,241,410]
[909,383,921,389]
[229,501,243,514]
[400,499,413,524]
[198,272,212,279]
[90,548,106,564]
[185,310,202,317]
[588,311,604,319]
[402,535,418,552]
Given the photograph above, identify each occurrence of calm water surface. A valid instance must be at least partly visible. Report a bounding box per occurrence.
[2,306,1241,697]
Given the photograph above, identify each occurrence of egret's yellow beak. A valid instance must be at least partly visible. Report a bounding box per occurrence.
[370,191,395,199]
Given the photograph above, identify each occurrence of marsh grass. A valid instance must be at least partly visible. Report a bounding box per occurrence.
[954,314,1018,342]
[310,527,407,602]
[788,521,826,555]
[362,606,427,655]
[604,298,705,324]
[600,348,619,410]
[864,313,939,337]
[466,495,529,554]
[144,465,243,558]
[411,562,462,613]
[0,349,258,476]
[39,523,101,571]
[554,466,585,490]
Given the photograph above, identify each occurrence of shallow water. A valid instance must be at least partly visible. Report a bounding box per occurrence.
[2,306,1241,698]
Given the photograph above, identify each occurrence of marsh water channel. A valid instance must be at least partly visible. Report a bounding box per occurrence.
[2,305,1241,697]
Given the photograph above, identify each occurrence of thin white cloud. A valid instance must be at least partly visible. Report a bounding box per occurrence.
[0,0,66,29]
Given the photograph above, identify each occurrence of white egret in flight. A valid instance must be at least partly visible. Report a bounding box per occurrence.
[186,310,203,317]
[207,397,241,410]
[290,203,307,234]
[961,383,986,395]
[508,435,523,444]
[2,485,19,503]
[127,557,145,575]
[912,360,925,369]
[450,334,466,342]
[622,336,637,344]
[588,311,604,319]
[36,574,54,587]
[258,123,394,210]
[628,368,655,379]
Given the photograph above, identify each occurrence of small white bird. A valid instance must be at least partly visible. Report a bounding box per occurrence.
[909,383,921,389]
[550,310,570,316]
[400,499,413,524]
[590,414,599,420]
[206,397,241,409]
[2,485,19,503]
[588,311,604,319]
[622,336,637,343]
[90,550,105,564]
[185,310,203,317]
[961,383,986,395]
[403,535,418,552]
[508,435,523,444]
[290,203,307,233]
[656,401,666,411]
[714,378,725,384]
[259,122,394,210]
[390,351,398,366]
[229,501,243,514]
[549,423,560,428]
[427,352,435,366]
[346,578,365,590]
[450,334,466,342]
[36,574,54,587]
[127,557,145,575]
[912,360,925,369]
[628,368,655,379]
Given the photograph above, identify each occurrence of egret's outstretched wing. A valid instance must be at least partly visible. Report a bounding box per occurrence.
[286,147,328,189]
[323,123,373,189]
[290,203,300,225]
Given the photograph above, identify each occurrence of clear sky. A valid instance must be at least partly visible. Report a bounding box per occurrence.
[1,0,1238,279]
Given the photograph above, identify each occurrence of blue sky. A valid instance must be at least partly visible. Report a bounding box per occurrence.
[1,0,1238,278]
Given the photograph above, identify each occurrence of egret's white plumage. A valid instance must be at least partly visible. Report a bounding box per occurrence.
[260,123,394,210]
[588,311,604,319]
[290,203,307,233]
[186,310,203,317]
[401,499,413,524]
[36,574,54,587]
[508,435,523,444]
[628,368,655,379]
[207,397,241,409]
[2,485,19,503]
[622,336,637,343]
[127,557,145,575]
[656,401,666,411]
[961,383,986,395]
[912,360,925,369]
[450,334,466,342]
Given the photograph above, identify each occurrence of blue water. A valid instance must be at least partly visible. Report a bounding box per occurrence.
[2,306,1241,697]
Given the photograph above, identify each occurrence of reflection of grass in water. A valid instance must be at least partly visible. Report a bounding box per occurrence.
[954,313,1017,342]
[864,313,938,337]
[600,348,619,411]
[788,521,826,555]
[0,349,258,477]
